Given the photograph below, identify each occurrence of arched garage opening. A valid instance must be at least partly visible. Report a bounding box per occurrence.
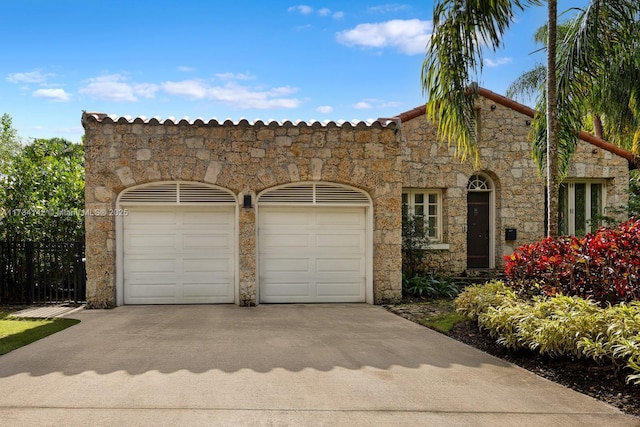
[257,182,373,304]
[115,182,237,305]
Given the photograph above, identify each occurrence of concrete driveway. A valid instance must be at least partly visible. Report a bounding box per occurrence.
[0,304,637,426]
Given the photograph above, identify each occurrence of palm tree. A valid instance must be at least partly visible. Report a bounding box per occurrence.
[422,0,640,237]
[508,17,640,153]
[545,0,559,236]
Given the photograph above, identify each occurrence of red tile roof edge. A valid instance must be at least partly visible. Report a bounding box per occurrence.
[80,112,396,130]
[379,87,638,168]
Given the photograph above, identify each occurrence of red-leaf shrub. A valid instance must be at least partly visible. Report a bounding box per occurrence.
[504,218,640,304]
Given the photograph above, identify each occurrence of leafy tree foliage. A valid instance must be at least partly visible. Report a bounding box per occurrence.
[0,138,84,241]
[508,12,640,155]
[0,113,21,177]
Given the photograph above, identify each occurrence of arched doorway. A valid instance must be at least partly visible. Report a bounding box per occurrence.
[467,174,494,269]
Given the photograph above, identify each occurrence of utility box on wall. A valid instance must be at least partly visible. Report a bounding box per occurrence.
[505,228,517,241]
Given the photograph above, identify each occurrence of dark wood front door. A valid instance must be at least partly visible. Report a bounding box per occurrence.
[467,192,490,268]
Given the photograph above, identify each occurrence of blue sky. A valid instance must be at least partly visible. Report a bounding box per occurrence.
[2,0,587,143]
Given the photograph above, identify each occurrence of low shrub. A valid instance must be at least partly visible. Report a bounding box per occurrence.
[455,281,640,385]
[577,301,640,383]
[403,273,461,299]
[454,280,517,321]
[504,218,640,305]
[479,295,601,357]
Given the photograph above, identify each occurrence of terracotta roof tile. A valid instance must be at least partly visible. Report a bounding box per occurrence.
[381,86,638,167]
[81,112,395,130]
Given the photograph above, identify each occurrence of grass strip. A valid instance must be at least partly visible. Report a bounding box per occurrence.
[0,313,80,355]
[421,312,465,333]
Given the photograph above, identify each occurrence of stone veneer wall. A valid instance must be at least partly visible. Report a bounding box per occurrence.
[83,96,630,307]
[82,114,403,308]
[401,97,629,274]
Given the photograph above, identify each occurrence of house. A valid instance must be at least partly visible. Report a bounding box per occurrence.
[81,87,634,308]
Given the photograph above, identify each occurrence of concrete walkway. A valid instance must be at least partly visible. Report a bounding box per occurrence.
[10,304,85,319]
[0,304,637,426]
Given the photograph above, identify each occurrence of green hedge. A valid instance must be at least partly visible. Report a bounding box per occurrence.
[455,280,640,385]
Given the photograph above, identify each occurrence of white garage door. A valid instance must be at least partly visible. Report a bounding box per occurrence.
[259,206,366,303]
[120,181,237,305]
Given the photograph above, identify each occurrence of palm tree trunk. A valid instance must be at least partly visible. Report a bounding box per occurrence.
[592,113,604,139]
[546,0,559,237]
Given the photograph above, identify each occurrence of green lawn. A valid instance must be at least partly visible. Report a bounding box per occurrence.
[0,311,80,355]
[414,299,466,333]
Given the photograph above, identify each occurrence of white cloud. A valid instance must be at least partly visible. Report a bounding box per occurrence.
[288,5,313,14]
[354,101,373,109]
[289,5,343,18]
[162,80,209,99]
[33,88,71,102]
[161,79,301,109]
[78,74,159,102]
[484,57,512,67]
[132,83,159,99]
[7,71,52,84]
[353,99,401,110]
[368,4,411,13]
[215,72,255,81]
[316,105,333,114]
[336,19,432,55]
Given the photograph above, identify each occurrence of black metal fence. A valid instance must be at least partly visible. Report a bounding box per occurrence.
[0,241,86,305]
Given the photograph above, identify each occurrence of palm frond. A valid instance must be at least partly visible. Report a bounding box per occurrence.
[422,0,542,163]
[506,64,546,102]
[557,0,640,148]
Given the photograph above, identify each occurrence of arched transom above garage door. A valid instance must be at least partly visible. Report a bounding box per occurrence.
[258,182,371,205]
[257,182,372,303]
[117,182,236,305]
[119,182,236,204]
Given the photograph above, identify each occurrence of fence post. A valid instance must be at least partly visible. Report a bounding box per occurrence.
[25,241,34,305]
[74,241,85,303]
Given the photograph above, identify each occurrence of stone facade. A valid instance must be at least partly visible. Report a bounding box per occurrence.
[401,96,629,274]
[82,115,403,308]
[82,91,631,308]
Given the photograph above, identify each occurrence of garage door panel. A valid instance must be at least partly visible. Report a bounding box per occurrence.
[183,282,232,298]
[261,258,310,273]
[126,233,177,250]
[315,209,363,225]
[316,258,363,273]
[183,258,232,273]
[182,209,233,225]
[124,205,235,304]
[261,281,311,297]
[127,283,177,298]
[316,281,364,297]
[127,258,177,273]
[262,210,313,226]
[261,233,310,249]
[126,210,177,225]
[316,233,364,249]
[259,206,366,303]
[182,233,232,250]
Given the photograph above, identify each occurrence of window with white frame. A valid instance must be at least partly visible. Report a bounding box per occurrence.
[402,189,442,241]
[558,181,605,236]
